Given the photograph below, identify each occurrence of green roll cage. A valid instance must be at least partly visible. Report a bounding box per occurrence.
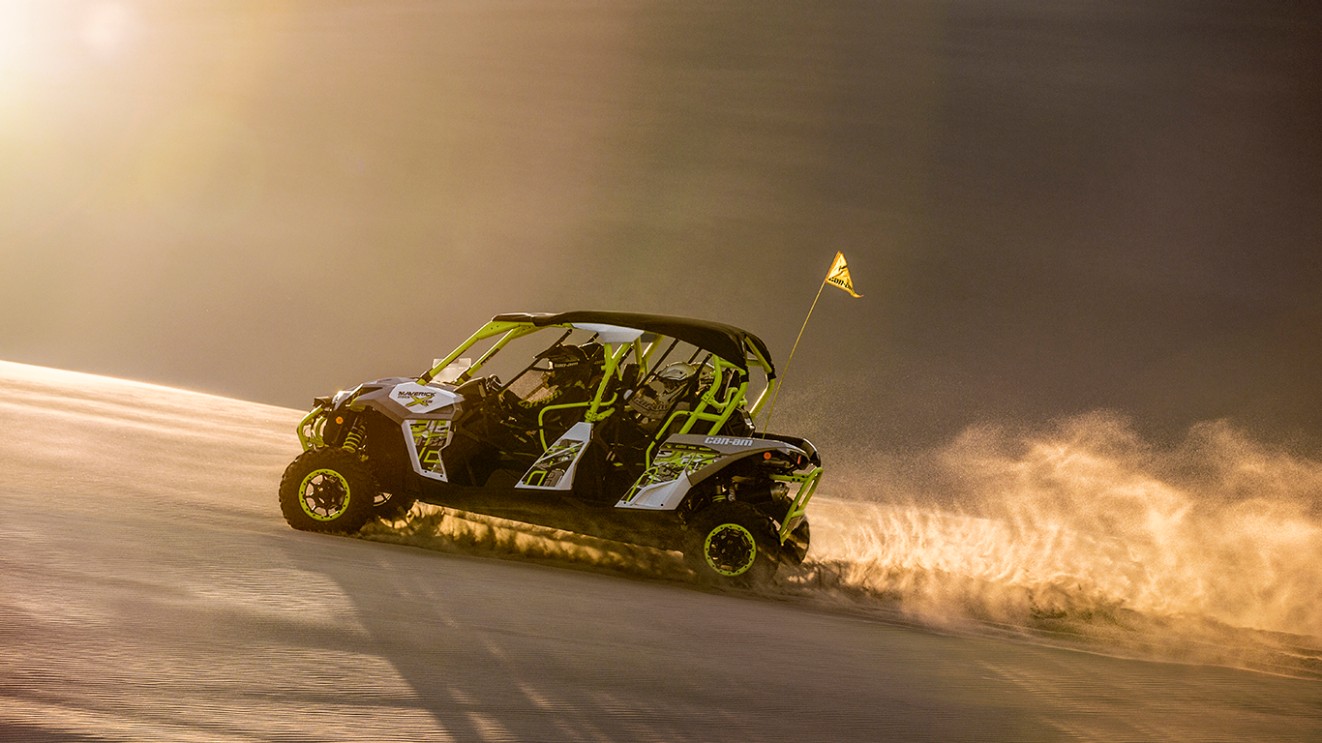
[419,319,780,451]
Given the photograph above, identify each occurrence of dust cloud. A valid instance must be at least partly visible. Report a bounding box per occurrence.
[789,414,1322,678]
[810,413,1322,637]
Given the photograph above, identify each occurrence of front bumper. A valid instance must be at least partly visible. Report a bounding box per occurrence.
[773,466,823,543]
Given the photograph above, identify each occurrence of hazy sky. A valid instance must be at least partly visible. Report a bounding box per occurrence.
[2,0,1320,456]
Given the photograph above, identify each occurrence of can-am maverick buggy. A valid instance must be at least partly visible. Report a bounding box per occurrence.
[279,311,822,585]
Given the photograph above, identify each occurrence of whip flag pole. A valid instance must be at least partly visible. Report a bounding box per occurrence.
[761,251,862,430]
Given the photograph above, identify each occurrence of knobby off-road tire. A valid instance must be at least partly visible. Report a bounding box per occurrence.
[373,489,417,520]
[279,447,378,533]
[685,501,780,587]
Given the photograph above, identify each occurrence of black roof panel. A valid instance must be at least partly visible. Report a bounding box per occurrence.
[491,311,775,377]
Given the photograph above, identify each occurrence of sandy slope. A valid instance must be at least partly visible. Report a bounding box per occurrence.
[1,360,1318,742]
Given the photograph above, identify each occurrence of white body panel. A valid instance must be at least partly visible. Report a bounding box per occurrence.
[403,419,451,482]
[389,383,460,414]
[517,421,593,491]
[570,323,645,345]
[617,478,693,510]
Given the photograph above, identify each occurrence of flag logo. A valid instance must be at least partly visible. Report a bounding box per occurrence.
[825,251,862,298]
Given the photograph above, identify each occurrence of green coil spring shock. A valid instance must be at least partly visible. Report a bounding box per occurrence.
[341,419,365,453]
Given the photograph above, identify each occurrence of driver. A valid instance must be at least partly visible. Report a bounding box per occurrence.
[511,341,605,411]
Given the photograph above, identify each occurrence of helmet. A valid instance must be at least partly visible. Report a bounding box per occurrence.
[628,362,702,421]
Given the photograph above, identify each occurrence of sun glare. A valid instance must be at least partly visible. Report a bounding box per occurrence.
[0,1,136,75]
[80,1,135,58]
[0,1,41,78]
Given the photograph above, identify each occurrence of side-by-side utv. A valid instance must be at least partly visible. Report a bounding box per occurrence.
[279,311,822,585]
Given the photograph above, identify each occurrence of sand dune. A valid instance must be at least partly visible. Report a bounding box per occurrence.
[2,360,1318,741]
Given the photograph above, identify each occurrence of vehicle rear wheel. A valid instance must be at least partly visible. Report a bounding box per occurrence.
[373,490,417,520]
[279,447,377,533]
[685,501,779,587]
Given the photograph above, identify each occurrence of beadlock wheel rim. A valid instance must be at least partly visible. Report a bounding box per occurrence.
[299,468,351,521]
[704,522,757,577]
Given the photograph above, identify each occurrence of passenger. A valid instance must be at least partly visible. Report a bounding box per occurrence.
[627,361,707,434]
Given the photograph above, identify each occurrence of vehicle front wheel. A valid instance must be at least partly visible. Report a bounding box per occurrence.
[279,447,377,533]
[685,501,780,587]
